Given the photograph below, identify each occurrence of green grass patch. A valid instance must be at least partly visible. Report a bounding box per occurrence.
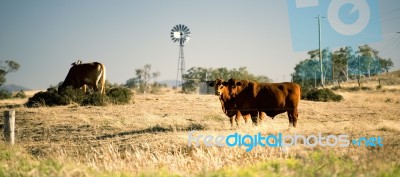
[0,144,399,177]
[201,150,400,177]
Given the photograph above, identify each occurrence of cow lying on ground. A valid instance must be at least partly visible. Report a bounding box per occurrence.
[223,78,301,127]
[208,79,265,127]
[59,62,106,94]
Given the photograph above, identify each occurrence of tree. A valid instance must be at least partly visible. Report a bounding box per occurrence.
[292,58,319,87]
[356,44,380,78]
[331,47,352,85]
[182,67,208,93]
[294,44,395,88]
[379,58,394,73]
[126,64,160,93]
[0,60,20,87]
[183,66,272,93]
[125,78,139,88]
[322,48,332,84]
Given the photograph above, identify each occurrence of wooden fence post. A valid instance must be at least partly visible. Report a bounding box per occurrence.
[3,110,15,145]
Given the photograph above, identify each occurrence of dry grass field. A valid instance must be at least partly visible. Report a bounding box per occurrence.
[0,78,399,176]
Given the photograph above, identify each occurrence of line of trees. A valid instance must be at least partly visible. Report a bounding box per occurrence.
[182,66,272,93]
[292,44,394,87]
[125,65,272,94]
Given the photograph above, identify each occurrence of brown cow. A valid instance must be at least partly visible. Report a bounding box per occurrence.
[208,79,249,127]
[208,79,265,127]
[223,78,301,127]
[59,62,106,94]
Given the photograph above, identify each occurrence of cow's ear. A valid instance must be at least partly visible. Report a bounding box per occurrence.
[236,82,243,86]
[222,82,229,86]
[208,82,215,87]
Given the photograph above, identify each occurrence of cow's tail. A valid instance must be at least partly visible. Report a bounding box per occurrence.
[99,63,106,94]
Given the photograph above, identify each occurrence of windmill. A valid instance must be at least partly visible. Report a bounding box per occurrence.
[170,24,191,90]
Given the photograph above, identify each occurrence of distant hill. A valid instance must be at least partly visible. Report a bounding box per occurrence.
[0,84,31,92]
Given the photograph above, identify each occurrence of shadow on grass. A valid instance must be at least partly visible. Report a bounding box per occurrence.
[0,104,23,109]
[96,123,206,140]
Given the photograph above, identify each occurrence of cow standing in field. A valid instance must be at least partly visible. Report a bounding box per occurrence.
[223,78,301,127]
[208,79,249,127]
[208,79,265,127]
[59,62,106,94]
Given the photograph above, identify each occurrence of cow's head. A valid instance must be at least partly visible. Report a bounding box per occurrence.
[225,78,243,97]
[58,82,68,94]
[208,79,226,96]
[58,64,80,94]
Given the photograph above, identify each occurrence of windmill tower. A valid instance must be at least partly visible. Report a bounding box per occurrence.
[170,24,191,90]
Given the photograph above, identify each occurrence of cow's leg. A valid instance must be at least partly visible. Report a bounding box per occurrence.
[235,115,240,128]
[229,117,234,128]
[93,84,99,92]
[244,114,249,123]
[235,111,241,128]
[82,85,87,93]
[258,112,264,123]
[251,111,259,126]
[287,111,293,127]
[292,108,298,127]
[287,108,298,127]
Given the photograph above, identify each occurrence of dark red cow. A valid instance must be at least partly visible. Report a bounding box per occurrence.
[223,78,301,127]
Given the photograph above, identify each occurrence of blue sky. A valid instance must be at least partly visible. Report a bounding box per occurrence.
[1,0,399,90]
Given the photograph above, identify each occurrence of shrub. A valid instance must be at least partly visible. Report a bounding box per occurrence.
[331,86,341,90]
[0,89,12,100]
[106,87,133,105]
[14,90,27,98]
[58,86,85,103]
[346,86,372,92]
[26,86,133,107]
[348,87,361,91]
[361,86,372,91]
[302,88,343,102]
[26,88,68,107]
[82,92,107,106]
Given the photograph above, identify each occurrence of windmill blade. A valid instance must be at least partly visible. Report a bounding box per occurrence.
[171,24,190,44]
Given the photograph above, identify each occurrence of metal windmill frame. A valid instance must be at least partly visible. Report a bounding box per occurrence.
[170,24,191,90]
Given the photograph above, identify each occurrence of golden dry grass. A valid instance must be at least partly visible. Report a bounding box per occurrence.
[0,86,399,176]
